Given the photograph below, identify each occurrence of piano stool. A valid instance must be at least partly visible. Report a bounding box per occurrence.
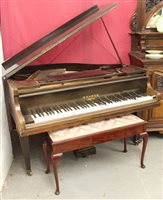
[42,114,148,195]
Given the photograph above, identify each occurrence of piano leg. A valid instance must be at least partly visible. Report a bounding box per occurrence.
[123,138,127,153]
[140,132,148,168]
[19,136,32,176]
[51,153,63,195]
[42,140,50,174]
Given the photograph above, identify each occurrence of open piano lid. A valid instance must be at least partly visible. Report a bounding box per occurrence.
[2,3,117,79]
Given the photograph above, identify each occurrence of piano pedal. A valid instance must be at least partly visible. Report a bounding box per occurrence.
[134,138,143,145]
[133,135,142,145]
[73,146,96,158]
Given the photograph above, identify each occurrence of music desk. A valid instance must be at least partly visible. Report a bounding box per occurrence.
[42,115,148,195]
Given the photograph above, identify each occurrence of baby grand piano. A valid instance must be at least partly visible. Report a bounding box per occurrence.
[2,3,159,175]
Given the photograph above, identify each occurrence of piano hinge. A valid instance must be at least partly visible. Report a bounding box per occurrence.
[122,64,128,67]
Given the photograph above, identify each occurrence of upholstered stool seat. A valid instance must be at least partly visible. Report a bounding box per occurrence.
[42,114,148,195]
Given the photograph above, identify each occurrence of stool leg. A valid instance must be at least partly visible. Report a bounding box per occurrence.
[42,140,50,174]
[123,138,127,153]
[139,132,148,168]
[51,153,63,195]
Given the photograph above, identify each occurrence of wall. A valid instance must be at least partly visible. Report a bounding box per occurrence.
[0,32,13,191]
[1,0,137,64]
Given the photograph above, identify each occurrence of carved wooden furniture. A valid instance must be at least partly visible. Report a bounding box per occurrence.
[129,0,163,133]
[42,115,148,195]
[2,3,159,175]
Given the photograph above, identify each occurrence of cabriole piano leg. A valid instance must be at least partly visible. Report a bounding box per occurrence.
[51,153,63,195]
[19,136,32,175]
[139,132,148,168]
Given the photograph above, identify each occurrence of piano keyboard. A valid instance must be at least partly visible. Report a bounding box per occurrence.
[25,91,155,124]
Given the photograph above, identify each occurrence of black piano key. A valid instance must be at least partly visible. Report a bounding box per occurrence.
[56,105,64,113]
[104,96,111,103]
[53,106,60,113]
[60,104,68,112]
[78,101,86,108]
[36,108,42,117]
[66,103,73,111]
[97,97,107,104]
[116,96,123,101]
[106,95,115,102]
[43,107,50,115]
[116,94,125,100]
[122,92,132,99]
[48,106,55,114]
[30,109,36,118]
[112,95,121,102]
[103,96,112,103]
[132,93,139,99]
[39,108,45,116]
[132,91,140,97]
[42,107,47,115]
[51,106,56,114]
[85,100,93,107]
[83,101,91,108]
[73,102,81,109]
[119,94,127,101]
[64,104,72,111]
[126,92,135,99]
[45,107,50,114]
[87,100,96,106]
[45,106,51,114]
[50,106,56,113]
[94,98,105,105]
[69,102,77,110]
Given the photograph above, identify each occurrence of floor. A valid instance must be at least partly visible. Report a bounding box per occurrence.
[2,133,163,199]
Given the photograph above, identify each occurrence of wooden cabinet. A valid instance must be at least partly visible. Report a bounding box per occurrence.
[129,0,163,133]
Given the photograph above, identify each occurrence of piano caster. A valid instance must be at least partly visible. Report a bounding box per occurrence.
[141,164,146,169]
[45,169,50,174]
[55,190,60,195]
[27,170,32,176]
[123,149,127,153]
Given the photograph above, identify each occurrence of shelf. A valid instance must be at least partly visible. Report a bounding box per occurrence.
[130,31,163,35]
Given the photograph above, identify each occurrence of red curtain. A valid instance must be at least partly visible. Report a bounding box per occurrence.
[0,0,137,65]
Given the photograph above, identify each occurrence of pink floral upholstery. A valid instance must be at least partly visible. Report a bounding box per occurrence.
[49,115,144,142]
